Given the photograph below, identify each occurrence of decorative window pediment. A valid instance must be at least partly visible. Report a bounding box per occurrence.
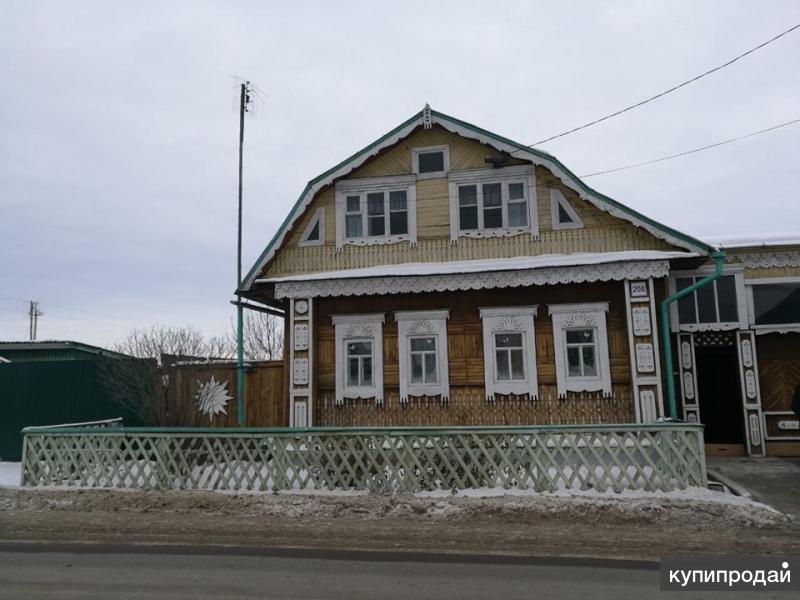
[395,310,450,402]
[335,175,417,249]
[448,165,538,241]
[332,313,385,404]
[549,303,611,397]
[479,306,539,400]
[298,208,325,247]
[550,188,583,230]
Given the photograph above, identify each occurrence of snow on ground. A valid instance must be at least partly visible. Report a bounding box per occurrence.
[0,462,21,487]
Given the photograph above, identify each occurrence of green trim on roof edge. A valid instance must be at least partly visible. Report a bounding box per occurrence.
[241,108,713,291]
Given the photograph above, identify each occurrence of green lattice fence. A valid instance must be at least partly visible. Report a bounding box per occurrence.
[21,424,706,493]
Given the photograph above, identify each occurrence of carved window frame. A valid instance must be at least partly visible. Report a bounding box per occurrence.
[549,302,611,397]
[479,306,539,400]
[395,310,450,402]
[448,165,538,241]
[334,175,417,249]
[332,313,385,404]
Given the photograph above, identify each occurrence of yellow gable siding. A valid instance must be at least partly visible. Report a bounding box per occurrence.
[269,128,676,278]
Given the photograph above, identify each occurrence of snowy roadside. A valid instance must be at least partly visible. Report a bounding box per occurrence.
[0,462,20,488]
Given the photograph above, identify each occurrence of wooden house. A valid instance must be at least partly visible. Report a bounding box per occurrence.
[238,106,798,456]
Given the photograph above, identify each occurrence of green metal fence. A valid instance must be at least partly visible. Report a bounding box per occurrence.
[21,423,707,494]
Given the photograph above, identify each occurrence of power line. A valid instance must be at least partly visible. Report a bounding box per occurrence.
[522,22,800,148]
[580,118,800,178]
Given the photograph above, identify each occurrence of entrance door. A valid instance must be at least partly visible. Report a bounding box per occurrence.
[695,345,745,446]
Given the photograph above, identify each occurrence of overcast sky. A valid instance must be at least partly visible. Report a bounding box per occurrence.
[1,1,798,347]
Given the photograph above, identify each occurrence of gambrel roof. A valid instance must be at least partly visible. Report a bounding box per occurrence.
[241,107,714,292]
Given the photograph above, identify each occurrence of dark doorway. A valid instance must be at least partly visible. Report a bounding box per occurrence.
[695,345,745,444]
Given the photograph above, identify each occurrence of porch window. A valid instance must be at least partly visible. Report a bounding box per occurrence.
[748,280,800,330]
[332,313,385,404]
[670,273,744,331]
[395,310,450,402]
[479,306,539,400]
[335,175,417,248]
[549,303,612,397]
[448,165,538,240]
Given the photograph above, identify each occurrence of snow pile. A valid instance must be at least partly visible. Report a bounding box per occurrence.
[0,462,20,488]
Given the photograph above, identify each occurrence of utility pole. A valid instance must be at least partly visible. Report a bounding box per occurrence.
[28,301,43,341]
[236,81,253,427]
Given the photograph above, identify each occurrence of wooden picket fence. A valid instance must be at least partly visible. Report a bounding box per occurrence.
[20,423,706,494]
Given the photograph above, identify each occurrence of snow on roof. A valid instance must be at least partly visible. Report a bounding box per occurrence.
[260,250,696,283]
[703,233,800,249]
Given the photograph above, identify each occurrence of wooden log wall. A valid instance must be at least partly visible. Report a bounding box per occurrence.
[313,281,635,427]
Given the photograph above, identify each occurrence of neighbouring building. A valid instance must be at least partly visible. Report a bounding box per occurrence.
[237,106,799,457]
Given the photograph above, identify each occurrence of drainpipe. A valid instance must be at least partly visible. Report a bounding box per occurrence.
[237,302,245,426]
[660,250,725,419]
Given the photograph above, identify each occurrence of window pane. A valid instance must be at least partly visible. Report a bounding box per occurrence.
[418,151,444,173]
[411,353,423,383]
[496,333,522,348]
[345,214,362,238]
[389,190,407,210]
[458,185,477,206]
[410,337,436,352]
[484,207,502,228]
[347,341,371,355]
[716,276,738,322]
[306,221,319,241]
[424,352,437,383]
[510,349,524,380]
[566,329,593,344]
[496,350,510,380]
[367,193,384,215]
[483,183,501,207]
[696,283,717,323]
[347,358,359,386]
[752,283,800,325]
[362,357,372,385]
[582,346,597,376]
[389,211,408,235]
[508,201,527,227]
[459,206,478,230]
[368,215,385,236]
[508,182,524,200]
[567,347,581,376]
[346,196,360,212]
[676,277,697,324]
[557,202,573,224]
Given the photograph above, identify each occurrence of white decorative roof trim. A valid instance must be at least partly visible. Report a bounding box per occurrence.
[241,109,710,289]
[734,251,800,269]
[704,233,800,249]
[274,260,670,299]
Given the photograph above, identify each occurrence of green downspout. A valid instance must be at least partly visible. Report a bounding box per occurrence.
[237,303,245,426]
[660,250,726,419]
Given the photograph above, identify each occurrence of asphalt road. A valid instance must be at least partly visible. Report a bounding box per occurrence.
[0,543,772,599]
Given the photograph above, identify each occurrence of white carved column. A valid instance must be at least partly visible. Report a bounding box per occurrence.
[624,278,664,422]
[736,330,765,456]
[677,333,699,423]
[289,297,313,427]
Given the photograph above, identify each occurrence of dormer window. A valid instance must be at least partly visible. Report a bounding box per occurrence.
[412,145,450,179]
[448,165,538,240]
[335,175,417,248]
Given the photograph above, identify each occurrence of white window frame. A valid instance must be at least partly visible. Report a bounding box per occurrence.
[745,276,800,335]
[550,188,583,230]
[549,303,612,397]
[332,313,385,404]
[412,144,450,180]
[298,207,325,247]
[668,267,747,332]
[479,306,539,400]
[395,310,449,402]
[448,165,539,241]
[335,175,417,249]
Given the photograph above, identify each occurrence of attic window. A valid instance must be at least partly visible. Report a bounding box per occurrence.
[412,145,450,179]
[298,208,324,246]
[550,188,583,230]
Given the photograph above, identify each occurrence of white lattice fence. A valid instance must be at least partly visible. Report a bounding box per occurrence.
[21,424,706,493]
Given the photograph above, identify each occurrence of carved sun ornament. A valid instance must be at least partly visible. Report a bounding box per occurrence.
[194,375,232,421]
